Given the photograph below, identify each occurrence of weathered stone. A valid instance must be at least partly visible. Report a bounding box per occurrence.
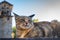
[0,17,12,38]
[0,0,13,38]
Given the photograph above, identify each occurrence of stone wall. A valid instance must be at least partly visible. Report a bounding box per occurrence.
[0,17,12,38]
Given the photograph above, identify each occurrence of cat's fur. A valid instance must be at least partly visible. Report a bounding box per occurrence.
[14,13,54,38]
[50,20,60,37]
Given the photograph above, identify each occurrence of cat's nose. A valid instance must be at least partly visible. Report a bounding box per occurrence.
[25,22,28,25]
[24,22,28,26]
[25,20,28,24]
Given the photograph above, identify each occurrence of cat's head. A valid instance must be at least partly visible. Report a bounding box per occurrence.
[14,13,35,29]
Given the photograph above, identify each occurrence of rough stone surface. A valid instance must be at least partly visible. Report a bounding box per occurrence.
[0,17,12,38]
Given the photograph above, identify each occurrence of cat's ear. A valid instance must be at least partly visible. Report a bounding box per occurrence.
[13,12,20,17]
[29,14,35,18]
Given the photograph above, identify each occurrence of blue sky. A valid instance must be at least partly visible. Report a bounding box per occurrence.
[0,0,60,27]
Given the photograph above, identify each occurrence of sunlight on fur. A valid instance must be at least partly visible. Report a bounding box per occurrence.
[19,26,34,38]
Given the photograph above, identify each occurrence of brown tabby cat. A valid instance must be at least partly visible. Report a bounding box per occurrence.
[14,13,53,38]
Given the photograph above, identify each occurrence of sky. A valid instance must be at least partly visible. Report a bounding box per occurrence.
[0,0,60,27]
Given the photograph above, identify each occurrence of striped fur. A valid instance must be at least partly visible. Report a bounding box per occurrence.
[14,14,60,38]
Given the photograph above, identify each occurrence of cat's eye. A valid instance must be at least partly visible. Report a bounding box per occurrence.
[20,19,25,22]
[29,20,32,22]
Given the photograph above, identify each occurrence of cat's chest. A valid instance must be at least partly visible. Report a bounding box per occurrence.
[17,28,34,38]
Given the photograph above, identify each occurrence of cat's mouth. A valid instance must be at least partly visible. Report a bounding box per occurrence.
[24,24,30,27]
[20,24,32,29]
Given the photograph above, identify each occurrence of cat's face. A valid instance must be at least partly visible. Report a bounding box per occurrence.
[14,14,35,29]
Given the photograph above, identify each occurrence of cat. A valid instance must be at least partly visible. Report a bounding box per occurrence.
[14,13,53,38]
